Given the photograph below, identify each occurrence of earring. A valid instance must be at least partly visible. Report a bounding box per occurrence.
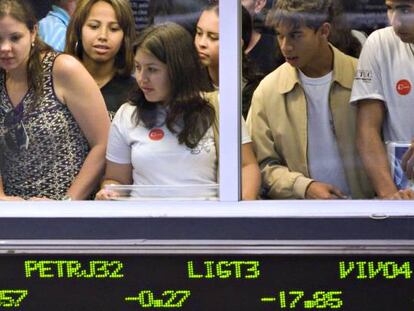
[75,40,82,55]
[31,42,34,47]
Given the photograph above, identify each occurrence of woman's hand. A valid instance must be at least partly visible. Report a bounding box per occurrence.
[95,188,119,200]
[95,163,132,200]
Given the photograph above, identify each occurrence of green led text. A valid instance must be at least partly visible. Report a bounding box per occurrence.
[125,290,191,308]
[0,290,28,308]
[260,290,343,309]
[339,261,412,279]
[187,260,260,279]
[24,260,124,279]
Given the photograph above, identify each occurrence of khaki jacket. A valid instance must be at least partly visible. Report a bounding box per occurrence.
[247,45,374,199]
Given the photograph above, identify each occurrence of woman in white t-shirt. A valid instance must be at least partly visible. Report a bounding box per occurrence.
[95,22,217,200]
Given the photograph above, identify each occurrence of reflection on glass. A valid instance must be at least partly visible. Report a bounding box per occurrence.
[104,184,219,200]
[244,0,389,200]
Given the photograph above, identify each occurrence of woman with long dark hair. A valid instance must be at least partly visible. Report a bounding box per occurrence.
[65,0,136,117]
[96,23,217,199]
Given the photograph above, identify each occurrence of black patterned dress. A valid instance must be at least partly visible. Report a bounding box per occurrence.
[0,52,90,199]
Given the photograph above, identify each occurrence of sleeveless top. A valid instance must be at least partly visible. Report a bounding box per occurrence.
[0,52,89,199]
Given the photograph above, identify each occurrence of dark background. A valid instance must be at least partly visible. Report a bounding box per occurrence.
[3,254,414,310]
[31,0,388,34]
[28,0,51,21]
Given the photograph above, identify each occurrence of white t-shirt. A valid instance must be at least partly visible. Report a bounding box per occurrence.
[299,70,350,195]
[350,26,414,142]
[216,88,251,144]
[241,117,252,145]
[107,103,217,186]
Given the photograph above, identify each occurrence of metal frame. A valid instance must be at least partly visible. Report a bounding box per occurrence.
[0,1,413,218]
[1,200,414,217]
[219,0,240,201]
[2,239,414,254]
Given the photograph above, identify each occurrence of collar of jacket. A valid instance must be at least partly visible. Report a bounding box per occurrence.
[49,5,71,26]
[275,44,355,94]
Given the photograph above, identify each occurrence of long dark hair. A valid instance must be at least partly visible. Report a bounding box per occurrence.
[131,23,215,149]
[196,3,219,89]
[0,0,51,107]
[200,2,219,16]
[241,5,263,119]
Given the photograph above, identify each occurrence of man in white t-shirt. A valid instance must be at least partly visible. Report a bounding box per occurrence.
[247,0,373,199]
[350,0,414,199]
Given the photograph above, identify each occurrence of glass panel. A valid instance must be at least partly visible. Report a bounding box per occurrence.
[242,0,413,201]
[104,184,219,200]
[2,0,238,202]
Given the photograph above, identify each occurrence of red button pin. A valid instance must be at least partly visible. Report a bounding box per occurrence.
[148,128,164,141]
[396,79,412,95]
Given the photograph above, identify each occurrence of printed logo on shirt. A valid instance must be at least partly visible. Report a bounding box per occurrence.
[355,69,373,82]
[188,131,213,155]
[396,79,412,95]
[148,128,164,141]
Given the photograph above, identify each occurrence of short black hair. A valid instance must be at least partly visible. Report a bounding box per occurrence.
[266,0,334,31]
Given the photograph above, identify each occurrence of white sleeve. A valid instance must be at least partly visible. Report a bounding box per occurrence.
[350,30,385,104]
[106,104,132,164]
[241,117,252,145]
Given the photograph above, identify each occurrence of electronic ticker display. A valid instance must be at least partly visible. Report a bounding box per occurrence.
[1,254,414,310]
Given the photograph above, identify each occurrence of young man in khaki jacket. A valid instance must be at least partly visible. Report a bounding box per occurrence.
[246,0,374,199]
